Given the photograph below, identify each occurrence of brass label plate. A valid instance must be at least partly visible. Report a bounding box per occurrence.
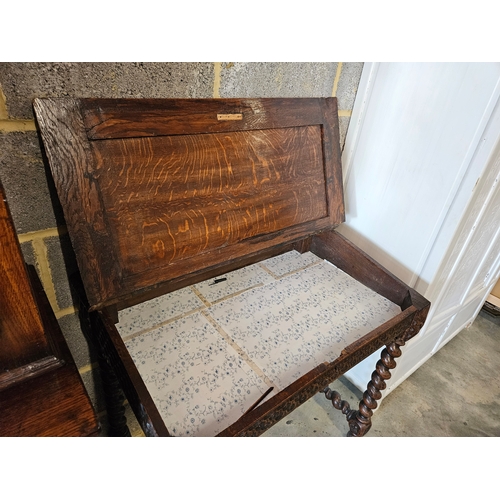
[217,113,243,121]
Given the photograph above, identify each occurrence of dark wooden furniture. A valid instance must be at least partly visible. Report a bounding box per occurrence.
[34,97,430,437]
[0,181,99,437]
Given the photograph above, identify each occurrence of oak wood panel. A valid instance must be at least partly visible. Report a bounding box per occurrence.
[34,98,344,310]
[0,181,52,374]
[81,98,326,139]
[92,125,327,276]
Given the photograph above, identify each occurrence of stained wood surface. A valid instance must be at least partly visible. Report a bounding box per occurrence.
[0,361,100,437]
[0,266,99,436]
[0,181,52,375]
[93,125,327,275]
[81,98,328,139]
[0,183,99,436]
[34,98,344,310]
[311,230,412,308]
[8,266,99,436]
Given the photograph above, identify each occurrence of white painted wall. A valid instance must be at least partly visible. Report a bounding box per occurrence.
[339,63,500,398]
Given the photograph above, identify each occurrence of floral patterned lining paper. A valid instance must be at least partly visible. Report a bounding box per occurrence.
[116,251,401,437]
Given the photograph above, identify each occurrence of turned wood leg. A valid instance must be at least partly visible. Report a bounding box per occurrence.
[323,338,406,437]
[88,311,131,437]
[73,280,131,437]
[99,355,131,437]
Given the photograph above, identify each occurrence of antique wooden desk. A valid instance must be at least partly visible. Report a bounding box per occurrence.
[34,97,429,437]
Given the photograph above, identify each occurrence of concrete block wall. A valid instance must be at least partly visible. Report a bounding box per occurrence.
[0,62,363,436]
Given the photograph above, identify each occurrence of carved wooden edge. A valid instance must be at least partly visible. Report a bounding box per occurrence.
[0,354,62,391]
[324,301,431,437]
[218,307,417,436]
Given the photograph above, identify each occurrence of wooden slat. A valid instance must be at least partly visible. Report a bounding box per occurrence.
[321,97,345,225]
[311,230,412,308]
[80,98,326,139]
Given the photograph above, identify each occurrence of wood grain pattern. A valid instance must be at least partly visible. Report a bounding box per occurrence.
[93,125,327,276]
[0,181,52,375]
[34,98,343,310]
[80,98,326,139]
[0,261,99,436]
[320,97,345,225]
[0,366,100,436]
[33,98,123,308]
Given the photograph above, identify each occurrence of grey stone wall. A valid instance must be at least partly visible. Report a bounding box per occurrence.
[0,62,363,436]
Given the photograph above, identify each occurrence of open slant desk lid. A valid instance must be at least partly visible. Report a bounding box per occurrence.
[34,98,344,312]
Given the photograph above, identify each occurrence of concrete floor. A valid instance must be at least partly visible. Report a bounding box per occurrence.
[263,309,500,437]
[124,308,499,437]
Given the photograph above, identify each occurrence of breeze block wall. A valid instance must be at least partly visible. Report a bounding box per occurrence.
[0,62,363,436]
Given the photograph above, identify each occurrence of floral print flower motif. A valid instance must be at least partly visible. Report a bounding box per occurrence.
[122,251,401,436]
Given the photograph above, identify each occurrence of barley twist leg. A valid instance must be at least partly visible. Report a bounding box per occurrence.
[322,387,357,422]
[322,339,406,437]
[347,340,405,436]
